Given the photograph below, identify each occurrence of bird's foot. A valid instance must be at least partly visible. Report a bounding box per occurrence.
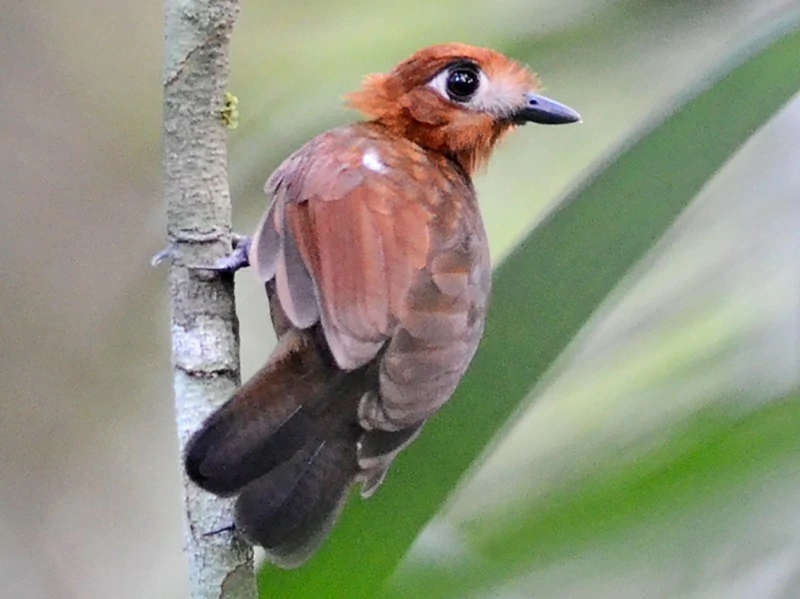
[208,233,251,272]
[151,234,252,273]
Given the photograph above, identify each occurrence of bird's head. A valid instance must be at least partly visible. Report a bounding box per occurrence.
[346,43,580,175]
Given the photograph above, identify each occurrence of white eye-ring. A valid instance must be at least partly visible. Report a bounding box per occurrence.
[428,62,523,118]
[428,62,487,104]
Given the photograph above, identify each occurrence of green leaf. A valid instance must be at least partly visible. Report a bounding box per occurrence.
[259,14,800,599]
[387,392,800,598]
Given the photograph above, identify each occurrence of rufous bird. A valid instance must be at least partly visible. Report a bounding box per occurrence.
[184,43,580,567]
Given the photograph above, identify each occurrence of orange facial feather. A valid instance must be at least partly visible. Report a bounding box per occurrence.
[184,43,580,568]
[347,43,544,173]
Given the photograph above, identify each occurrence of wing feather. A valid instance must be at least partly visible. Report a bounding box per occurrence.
[276,205,319,329]
[252,123,490,430]
[250,201,280,282]
[287,193,393,369]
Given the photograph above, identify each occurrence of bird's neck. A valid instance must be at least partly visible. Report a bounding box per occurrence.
[369,117,511,177]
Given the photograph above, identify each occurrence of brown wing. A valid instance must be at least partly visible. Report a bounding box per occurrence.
[252,124,491,430]
[285,175,434,370]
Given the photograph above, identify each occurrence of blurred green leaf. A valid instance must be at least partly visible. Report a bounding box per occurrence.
[387,391,800,598]
[259,14,800,599]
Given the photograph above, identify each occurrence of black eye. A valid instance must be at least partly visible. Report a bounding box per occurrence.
[445,65,480,102]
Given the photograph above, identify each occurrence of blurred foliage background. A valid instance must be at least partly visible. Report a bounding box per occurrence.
[2,0,799,598]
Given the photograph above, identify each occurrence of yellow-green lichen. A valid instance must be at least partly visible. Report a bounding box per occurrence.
[221,92,239,129]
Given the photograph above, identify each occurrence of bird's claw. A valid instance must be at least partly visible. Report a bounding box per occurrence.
[203,522,237,538]
[151,246,173,267]
[207,234,251,273]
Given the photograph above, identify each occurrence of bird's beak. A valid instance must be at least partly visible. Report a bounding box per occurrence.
[512,92,582,125]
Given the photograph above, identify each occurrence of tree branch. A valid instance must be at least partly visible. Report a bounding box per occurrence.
[163,0,257,597]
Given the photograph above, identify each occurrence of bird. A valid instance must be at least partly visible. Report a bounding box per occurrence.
[184,42,580,568]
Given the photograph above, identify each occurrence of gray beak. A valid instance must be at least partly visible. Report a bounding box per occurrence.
[512,92,582,125]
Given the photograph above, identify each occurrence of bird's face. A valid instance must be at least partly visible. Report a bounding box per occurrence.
[347,43,580,173]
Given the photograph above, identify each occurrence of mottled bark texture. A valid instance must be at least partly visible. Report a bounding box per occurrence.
[163,0,256,597]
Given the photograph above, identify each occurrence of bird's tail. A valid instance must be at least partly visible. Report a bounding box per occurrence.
[184,327,369,567]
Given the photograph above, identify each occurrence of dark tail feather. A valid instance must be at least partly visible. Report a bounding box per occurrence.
[235,434,356,567]
[184,326,371,566]
[184,328,341,496]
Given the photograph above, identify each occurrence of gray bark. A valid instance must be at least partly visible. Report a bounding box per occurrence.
[163,0,257,597]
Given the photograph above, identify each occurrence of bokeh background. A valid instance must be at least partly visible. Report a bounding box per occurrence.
[2,0,799,597]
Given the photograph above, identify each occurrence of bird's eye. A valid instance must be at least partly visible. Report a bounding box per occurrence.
[445,66,480,102]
